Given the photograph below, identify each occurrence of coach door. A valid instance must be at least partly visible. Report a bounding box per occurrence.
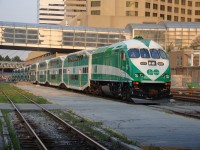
[120,52,127,80]
[67,69,70,87]
[79,69,82,88]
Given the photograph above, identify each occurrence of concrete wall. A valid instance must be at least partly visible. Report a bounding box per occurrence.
[171,67,200,83]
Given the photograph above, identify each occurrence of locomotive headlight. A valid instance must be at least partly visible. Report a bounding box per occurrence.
[140,73,144,77]
[135,74,138,77]
[166,74,170,78]
[158,62,164,66]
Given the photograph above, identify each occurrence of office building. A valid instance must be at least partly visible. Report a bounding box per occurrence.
[63,0,87,25]
[38,0,65,25]
[67,0,200,28]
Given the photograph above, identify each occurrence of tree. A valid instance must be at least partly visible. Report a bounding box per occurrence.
[4,55,11,61]
[134,36,144,40]
[0,55,4,61]
[12,56,22,62]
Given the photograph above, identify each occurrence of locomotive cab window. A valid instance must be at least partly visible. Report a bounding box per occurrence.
[158,49,167,59]
[150,49,160,59]
[128,48,140,58]
[140,49,150,58]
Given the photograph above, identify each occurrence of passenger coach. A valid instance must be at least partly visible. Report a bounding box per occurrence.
[13,39,171,101]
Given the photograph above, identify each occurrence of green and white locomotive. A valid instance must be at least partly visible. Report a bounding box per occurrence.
[13,39,171,101]
[90,39,171,100]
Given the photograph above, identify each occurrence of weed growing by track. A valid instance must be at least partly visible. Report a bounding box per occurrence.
[0,84,48,104]
[53,110,139,150]
[0,84,8,103]
[2,110,20,150]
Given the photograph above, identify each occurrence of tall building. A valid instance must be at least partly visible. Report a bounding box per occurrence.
[64,0,87,25]
[67,0,200,28]
[38,0,65,25]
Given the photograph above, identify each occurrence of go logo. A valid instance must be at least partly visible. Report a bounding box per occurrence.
[147,69,159,75]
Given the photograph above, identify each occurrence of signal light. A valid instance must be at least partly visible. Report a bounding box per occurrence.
[133,81,139,85]
[165,82,171,86]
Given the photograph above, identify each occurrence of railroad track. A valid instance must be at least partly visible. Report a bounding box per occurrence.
[1,89,108,150]
[149,104,200,120]
[171,89,200,103]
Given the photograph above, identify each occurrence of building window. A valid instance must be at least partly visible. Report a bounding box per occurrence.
[91,1,101,7]
[188,1,192,6]
[174,7,179,13]
[91,10,100,15]
[174,16,178,21]
[145,2,150,8]
[196,2,200,7]
[181,8,185,14]
[167,6,172,12]
[181,17,185,21]
[160,14,165,19]
[175,0,179,4]
[188,9,192,15]
[181,0,186,5]
[153,13,157,17]
[167,15,171,20]
[195,19,200,22]
[187,18,191,22]
[126,1,134,7]
[195,10,200,15]
[161,0,165,2]
[153,4,158,9]
[126,11,138,16]
[168,0,172,3]
[160,5,165,11]
[145,12,150,17]
[135,2,138,8]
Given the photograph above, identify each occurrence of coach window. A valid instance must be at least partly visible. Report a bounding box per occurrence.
[150,49,160,59]
[128,49,140,58]
[59,69,62,74]
[121,52,126,60]
[140,49,150,58]
[158,49,167,59]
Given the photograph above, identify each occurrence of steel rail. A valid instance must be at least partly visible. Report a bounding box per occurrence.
[1,90,48,150]
[149,105,200,120]
[15,90,109,150]
[171,90,200,103]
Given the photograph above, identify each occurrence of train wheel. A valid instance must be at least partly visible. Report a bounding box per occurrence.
[121,84,131,101]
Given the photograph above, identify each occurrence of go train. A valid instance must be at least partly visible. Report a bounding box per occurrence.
[13,39,171,101]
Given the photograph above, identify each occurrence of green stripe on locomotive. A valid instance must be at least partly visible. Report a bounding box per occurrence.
[63,51,90,90]
[91,44,137,84]
[47,57,63,85]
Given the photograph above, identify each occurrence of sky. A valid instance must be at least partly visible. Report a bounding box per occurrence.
[0,0,37,60]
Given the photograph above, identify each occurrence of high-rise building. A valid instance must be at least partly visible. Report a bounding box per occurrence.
[38,0,65,25]
[64,0,87,25]
[66,0,200,28]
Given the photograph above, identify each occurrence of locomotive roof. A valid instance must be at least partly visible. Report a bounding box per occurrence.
[123,39,163,50]
[93,39,164,55]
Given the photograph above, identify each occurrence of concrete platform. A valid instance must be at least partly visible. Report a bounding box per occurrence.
[15,84,200,149]
[0,136,3,150]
